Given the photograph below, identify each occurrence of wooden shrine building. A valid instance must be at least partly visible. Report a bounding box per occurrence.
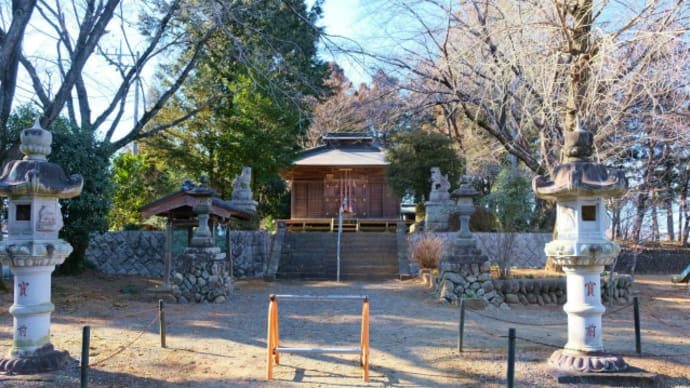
[281,133,404,231]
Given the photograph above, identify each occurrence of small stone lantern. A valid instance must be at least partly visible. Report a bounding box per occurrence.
[0,120,83,373]
[533,125,627,373]
[171,176,231,304]
[439,177,486,272]
[188,176,215,248]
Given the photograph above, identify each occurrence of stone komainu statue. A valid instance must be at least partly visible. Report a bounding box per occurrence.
[232,166,253,201]
[429,167,450,201]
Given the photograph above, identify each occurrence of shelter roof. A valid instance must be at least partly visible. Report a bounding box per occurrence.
[139,190,250,222]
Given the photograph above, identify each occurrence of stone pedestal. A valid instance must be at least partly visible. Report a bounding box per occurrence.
[548,262,626,372]
[172,247,231,303]
[424,200,455,232]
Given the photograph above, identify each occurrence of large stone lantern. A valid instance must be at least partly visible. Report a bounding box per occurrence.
[0,120,83,373]
[533,125,627,373]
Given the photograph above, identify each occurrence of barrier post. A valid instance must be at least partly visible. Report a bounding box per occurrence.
[507,328,515,388]
[360,297,370,381]
[458,298,465,353]
[266,294,369,382]
[633,296,641,354]
[159,299,166,348]
[266,295,278,380]
[81,325,90,388]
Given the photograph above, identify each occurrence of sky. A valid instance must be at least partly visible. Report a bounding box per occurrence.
[310,0,371,85]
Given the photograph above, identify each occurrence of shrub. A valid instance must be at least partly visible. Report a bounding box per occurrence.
[412,236,446,269]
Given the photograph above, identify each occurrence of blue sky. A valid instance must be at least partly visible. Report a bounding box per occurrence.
[310,0,372,85]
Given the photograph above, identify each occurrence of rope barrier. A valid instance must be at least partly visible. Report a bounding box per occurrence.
[110,307,160,319]
[603,302,633,316]
[90,310,161,368]
[648,312,689,334]
[464,313,690,357]
[466,310,567,327]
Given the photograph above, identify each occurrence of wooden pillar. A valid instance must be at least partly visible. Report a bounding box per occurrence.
[225,223,233,278]
[164,218,173,287]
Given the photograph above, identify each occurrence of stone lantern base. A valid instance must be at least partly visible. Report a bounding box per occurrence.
[549,349,627,373]
[439,237,487,272]
[0,343,72,374]
[172,247,232,303]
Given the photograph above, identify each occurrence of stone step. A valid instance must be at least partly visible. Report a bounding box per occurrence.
[277,231,399,280]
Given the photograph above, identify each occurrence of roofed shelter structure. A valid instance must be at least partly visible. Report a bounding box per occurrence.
[281,133,404,231]
[139,180,250,287]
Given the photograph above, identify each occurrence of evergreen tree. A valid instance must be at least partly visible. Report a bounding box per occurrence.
[144,0,329,223]
[385,130,463,206]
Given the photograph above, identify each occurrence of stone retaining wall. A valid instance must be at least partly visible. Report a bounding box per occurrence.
[430,265,633,308]
[617,247,690,274]
[86,231,272,279]
[408,232,552,269]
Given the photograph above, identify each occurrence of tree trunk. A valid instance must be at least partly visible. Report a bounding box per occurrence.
[610,199,622,240]
[665,195,674,241]
[651,201,659,241]
[679,173,689,244]
[631,192,648,243]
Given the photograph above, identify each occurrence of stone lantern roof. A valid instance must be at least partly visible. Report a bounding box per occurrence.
[451,177,480,199]
[532,125,626,201]
[0,121,82,198]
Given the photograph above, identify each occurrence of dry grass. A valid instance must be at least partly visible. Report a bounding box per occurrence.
[411,236,445,269]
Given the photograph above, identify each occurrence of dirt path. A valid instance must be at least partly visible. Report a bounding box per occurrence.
[0,272,688,387]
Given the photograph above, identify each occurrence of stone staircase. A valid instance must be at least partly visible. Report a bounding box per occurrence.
[276,232,399,280]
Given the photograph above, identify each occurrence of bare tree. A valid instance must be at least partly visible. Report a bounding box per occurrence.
[1,0,329,159]
[351,0,689,173]
[0,0,214,160]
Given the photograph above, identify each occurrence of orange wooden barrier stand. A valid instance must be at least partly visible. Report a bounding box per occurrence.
[266,294,370,382]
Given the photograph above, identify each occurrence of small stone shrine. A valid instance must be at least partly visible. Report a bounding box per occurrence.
[438,176,487,272]
[424,167,455,231]
[533,124,628,373]
[0,120,83,373]
[172,176,232,303]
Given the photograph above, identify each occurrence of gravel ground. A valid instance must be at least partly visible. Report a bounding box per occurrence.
[0,271,687,387]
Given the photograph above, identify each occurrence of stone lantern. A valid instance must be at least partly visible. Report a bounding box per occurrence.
[188,175,215,248]
[439,176,486,272]
[171,176,231,304]
[533,125,627,373]
[0,120,83,373]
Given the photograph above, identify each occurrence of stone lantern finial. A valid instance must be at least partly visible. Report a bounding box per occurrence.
[20,118,52,161]
[563,118,593,162]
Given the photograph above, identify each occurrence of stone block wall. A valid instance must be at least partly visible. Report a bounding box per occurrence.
[617,247,690,274]
[433,267,633,307]
[408,232,552,270]
[86,231,166,277]
[229,230,271,279]
[87,230,272,279]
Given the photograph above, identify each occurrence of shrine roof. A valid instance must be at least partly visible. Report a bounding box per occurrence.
[294,145,388,167]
